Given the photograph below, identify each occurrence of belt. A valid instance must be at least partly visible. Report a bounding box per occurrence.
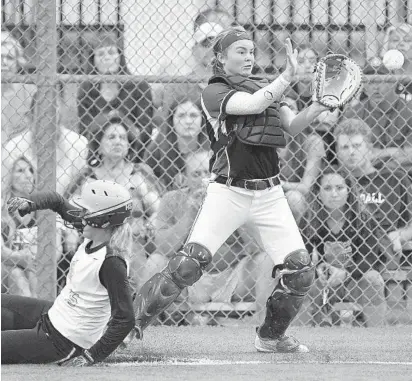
[214,175,280,191]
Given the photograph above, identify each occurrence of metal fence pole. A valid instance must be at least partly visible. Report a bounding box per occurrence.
[34,0,57,300]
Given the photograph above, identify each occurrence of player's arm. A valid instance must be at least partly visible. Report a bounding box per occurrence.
[87,255,135,362]
[7,191,82,227]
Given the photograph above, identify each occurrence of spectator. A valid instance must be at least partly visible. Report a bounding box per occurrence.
[278,128,325,218]
[1,31,36,144]
[381,23,412,101]
[144,150,262,313]
[1,156,63,297]
[342,61,412,173]
[303,167,385,327]
[77,34,154,159]
[157,22,225,114]
[2,91,88,195]
[334,118,412,270]
[145,94,209,190]
[65,111,162,288]
[285,45,340,164]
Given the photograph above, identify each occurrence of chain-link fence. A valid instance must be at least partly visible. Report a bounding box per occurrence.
[1,0,412,328]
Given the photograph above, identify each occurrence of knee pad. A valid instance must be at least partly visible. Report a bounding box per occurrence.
[167,242,212,288]
[273,249,315,296]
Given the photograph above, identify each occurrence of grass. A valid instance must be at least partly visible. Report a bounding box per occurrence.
[2,325,412,381]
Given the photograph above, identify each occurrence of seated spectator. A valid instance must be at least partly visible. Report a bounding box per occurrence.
[144,150,263,314]
[2,91,88,195]
[303,167,385,327]
[335,118,412,270]
[77,34,154,159]
[145,94,209,190]
[1,31,36,144]
[65,111,162,288]
[278,128,325,218]
[380,23,412,101]
[1,156,63,297]
[342,61,412,172]
[284,45,340,165]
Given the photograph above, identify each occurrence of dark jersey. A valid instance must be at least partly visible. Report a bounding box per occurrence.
[201,81,280,180]
[356,170,411,232]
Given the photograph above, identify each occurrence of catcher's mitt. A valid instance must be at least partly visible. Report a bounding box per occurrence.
[313,54,363,110]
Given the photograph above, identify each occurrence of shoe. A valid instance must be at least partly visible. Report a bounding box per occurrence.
[254,330,309,353]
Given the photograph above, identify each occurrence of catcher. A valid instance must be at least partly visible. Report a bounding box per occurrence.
[127,27,363,353]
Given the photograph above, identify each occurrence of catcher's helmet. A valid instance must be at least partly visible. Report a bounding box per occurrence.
[71,180,132,229]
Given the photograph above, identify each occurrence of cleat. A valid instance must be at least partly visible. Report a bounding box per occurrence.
[254,330,309,353]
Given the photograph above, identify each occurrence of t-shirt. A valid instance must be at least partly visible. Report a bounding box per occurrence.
[356,169,411,232]
[304,221,380,279]
[201,81,280,180]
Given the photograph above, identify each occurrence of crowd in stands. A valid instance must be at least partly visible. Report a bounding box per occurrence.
[1,6,412,327]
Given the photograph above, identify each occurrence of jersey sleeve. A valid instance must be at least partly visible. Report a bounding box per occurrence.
[201,82,237,119]
[89,255,135,362]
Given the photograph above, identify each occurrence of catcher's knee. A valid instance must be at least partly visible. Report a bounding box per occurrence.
[167,242,212,288]
[273,249,315,296]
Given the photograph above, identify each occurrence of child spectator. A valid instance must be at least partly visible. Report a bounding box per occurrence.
[2,92,88,195]
[1,31,36,144]
[1,156,63,297]
[303,167,385,327]
[77,34,154,159]
[145,94,209,190]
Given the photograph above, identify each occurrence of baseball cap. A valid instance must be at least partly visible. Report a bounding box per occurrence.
[193,22,224,45]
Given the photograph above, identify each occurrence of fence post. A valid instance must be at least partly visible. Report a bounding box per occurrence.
[34,0,58,300]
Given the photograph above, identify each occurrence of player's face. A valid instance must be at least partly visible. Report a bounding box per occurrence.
[173,101,202,139]
[100,123,129,161]
[319,173,349,211]
[336,134,371,171]
[94,45,120,74]
[11,159,35,195]
[296,48,317,77]
[221,40,255,76]
[388,29,412,61]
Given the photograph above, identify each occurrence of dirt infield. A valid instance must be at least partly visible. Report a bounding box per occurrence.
[2,326,412,381]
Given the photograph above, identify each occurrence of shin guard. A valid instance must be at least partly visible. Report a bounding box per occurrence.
[133,243,212,332]
[259,249,315,339]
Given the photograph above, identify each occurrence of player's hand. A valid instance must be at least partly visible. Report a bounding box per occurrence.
[7,197,34,216]
[387,230,403,253]
[60,351,94,367]
[282,38,298,82]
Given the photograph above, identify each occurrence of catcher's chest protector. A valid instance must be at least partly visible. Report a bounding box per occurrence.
[211,75,286,148]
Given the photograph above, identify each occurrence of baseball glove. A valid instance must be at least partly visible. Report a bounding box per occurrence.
[313,54,363,110]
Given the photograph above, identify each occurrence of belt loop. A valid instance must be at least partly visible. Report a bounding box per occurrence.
[225,177,233,187]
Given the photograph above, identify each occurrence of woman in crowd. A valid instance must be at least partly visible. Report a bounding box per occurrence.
[1,31,36,144]
[1,156,63,297]
[65,111,162,289]
[302,167,386,327]
[144,94,209,190]
[77,34,155,160]
[2,180,135,365]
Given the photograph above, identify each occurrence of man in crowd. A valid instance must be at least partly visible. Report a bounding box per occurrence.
[335,118,412,270]
[342,60,412,173]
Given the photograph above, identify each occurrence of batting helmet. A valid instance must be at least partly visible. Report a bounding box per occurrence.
[71,180,132,229]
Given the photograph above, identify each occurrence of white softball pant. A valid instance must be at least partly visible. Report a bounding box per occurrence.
[186,182,306,265]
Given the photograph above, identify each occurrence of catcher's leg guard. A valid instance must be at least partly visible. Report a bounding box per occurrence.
[133,242,212,333]
[258,249,315,339]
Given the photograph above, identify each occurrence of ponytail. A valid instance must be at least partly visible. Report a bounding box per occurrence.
[109,222,133,261]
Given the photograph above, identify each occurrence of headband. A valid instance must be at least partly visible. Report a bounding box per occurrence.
[214,30,252,54]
